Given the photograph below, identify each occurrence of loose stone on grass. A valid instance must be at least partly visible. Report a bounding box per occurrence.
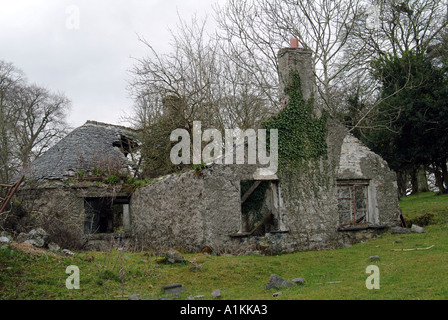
[163,283,186,295]
[211,289,222,299]
[292,278,306,285]
[165,250,186,264]
[129,293,142,300]
[411,224,425,233]
[265,274,296,290]
[390,227,410,234]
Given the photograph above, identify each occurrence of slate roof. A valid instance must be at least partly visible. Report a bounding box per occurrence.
[23,121,138,181]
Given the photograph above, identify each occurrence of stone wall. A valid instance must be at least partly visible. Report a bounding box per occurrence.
[336,133,401,227]
[129,118,401,254]
[131,171,207,251]
[15,182,130,250]
[130,164,265,252]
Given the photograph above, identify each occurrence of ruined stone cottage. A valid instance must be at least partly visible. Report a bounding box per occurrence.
[130,45,402,253]
[15,121,138,249]
[15,44,402,253]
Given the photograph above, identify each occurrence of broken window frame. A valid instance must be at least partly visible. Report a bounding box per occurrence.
[237,178,285,237]
[337,180,370,227]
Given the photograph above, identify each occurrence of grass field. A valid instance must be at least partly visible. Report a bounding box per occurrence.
[1,192,447,300]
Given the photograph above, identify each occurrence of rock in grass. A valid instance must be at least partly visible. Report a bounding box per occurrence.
[48,242,60,251]
[411,224,425,233]
[211,289,222,299]
[369,255,380,261]
[25,228,49,248]
[129,293,142,300]
[163,283,186,295]
[0,237,11,244]
[165,250,186,264]
[292,278,306,285]
[63,249,75,256]
[265,274,296,290]
[390,226,410,234]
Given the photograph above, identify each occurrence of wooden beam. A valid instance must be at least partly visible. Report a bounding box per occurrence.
[391,245,434,252]
[249,212,273,235]
[241,181,262,204]
[399,211,407,228]
[0,175,24,214]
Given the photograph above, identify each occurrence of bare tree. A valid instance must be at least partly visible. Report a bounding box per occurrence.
[0,60,70,184]
[214,0,365,114]
[215,0,448,127]
[0,61,24,183]
[129,16,221,131]
[351,0,448,58]
[127,15,274,177]
[340,0,448,131]
[11,84,69,169]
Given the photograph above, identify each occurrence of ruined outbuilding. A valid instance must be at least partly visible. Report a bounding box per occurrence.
[14,121,138,250]
[13,44,402,254]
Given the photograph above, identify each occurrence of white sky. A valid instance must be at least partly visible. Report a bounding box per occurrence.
[0,0,223,128]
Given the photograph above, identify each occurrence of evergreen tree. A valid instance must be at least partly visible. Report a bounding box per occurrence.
[366,51,448,194]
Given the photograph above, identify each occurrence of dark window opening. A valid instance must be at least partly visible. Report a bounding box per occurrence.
[240,180,278,236]
[84,197,129,234]
[337,180,369,227]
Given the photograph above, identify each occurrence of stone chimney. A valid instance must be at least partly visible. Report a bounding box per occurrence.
[277,39,319,115]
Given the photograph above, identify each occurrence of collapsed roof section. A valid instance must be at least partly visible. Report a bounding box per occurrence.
[23,121,138,181]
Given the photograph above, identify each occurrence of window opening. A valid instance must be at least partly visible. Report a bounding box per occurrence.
[84,197,129,234]
[240,180,278,236]
[337,181,369,226]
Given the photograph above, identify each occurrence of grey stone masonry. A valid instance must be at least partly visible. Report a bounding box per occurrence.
[277,47,319,115]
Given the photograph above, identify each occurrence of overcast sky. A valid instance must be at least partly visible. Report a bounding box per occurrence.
[0,0,223,129]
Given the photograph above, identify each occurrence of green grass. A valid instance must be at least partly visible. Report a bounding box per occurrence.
[1,192,447,300]
[399,192,448,226]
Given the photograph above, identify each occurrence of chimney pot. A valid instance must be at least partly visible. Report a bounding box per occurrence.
[290,38,299,48]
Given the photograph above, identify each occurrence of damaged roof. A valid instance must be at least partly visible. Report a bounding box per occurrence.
[23,121,138,181]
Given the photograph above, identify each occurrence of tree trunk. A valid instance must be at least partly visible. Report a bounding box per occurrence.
[396,170,408,198]
[433,164,446,194]
[417,165,429,193]
[441,161,448,194]
[410,167,419,194]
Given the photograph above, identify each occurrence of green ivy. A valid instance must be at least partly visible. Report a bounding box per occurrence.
[263,71,328,172]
